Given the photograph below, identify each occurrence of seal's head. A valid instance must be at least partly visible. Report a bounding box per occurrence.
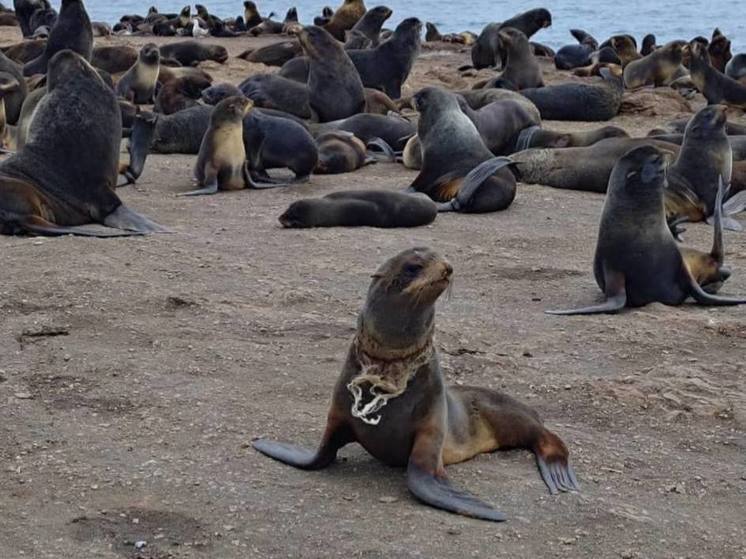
[279,200,315,228]
[531,8,552,29]
[369,5,393,23]
[211,95,253,126]
[685,105,728,141]
[394,17,422,42]
[297,25,337,60]
[362,247,452,351]
[140,42,160,65]
[497,27,529,50]
[610,145,669,205]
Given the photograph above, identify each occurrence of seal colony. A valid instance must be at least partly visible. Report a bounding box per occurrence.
[1,0,745,529]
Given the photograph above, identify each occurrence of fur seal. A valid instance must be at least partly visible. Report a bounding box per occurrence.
[609,35,641,67]
[521,67,623,121]
[299,25,365,122]
[0,50,26,125]
[312,113,415,151]
[471,9,551,69]
[547,146,746,314]
[708,28,732,73]
[243,1,263,30]
[0,50,165,236]
[457,96,540,155]
[159,41,228,66]
[641,34,657,56]
[244,109,317,183]
[554,29,598,70]
[514,125,629,151]
[23,0,92,76]
[411,87,516,213]
[0,73,20,150]
[154,74,211,115]
[181,96,254,196]
[115,43,160,104]
[344,5,391,48]
[279,191,437,228]
[315,130,373,174]
[254,247,578,521]
[3,38,46,64]
[240,73,312,119]
[238,40,302,67]
[511,137,679,193]
[323,0,366,41]
[725,54,746,83]
[623,41,685,89]
[688,41,746,108]
[91,45,138,75]
[664,105,743,230]
[483,27,543,90]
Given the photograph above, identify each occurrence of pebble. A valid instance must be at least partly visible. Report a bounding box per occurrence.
[14,392,33,400]
[378,496,398,503]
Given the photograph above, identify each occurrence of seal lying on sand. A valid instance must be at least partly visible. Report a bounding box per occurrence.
[0,50,165,236]
[254,247,578,521]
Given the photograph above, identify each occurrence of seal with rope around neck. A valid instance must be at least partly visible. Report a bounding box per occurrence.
[253,247,579,522]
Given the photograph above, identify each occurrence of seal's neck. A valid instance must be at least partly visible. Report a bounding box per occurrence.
[355,320,434,363]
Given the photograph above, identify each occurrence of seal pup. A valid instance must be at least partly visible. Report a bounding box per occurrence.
[181,96,254,196]
[255,247,578,521]
[314,130,374,174]
[279,191,437,228]
[115,43,160,104]
[0,50,165,236]
[310,113,415,151]
[708,28,732,73]
[610,35,641,67]
[410,87,516,213]
[154,74,211,115]
[688,41,746,109]
[299,25,365,122]
[547,146,746,315]
[23,0,92,77]
[323,0,366,41]
[623,41,685,89]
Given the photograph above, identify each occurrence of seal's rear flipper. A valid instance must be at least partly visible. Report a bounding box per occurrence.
[366,137,396,162]
[21,216,146,237]
[450,157,515,212]
[533,431,580,494]
[686,267,746,305]
[407,463,506,522]
[104,205,170,233]
[722,190,746,216]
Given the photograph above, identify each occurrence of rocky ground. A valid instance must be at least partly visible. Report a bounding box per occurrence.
[0,27,745,559]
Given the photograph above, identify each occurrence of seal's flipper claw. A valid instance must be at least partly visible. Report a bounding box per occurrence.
[536,456,579,494]
[545,293,626,315]
[104,204,170,233]
[407,463,506,522]
[536,455,559,495]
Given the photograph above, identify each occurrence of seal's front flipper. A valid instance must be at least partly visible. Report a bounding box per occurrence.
[366,137,396,162]
[406,463,506,522]
[252,419,353,470]
[546,269,626,315]
[104,204,170,233]
[21,216,145,237]
[179,180,219,196]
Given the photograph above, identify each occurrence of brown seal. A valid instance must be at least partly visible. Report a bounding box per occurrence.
[0,50,165,236]
[115,43,160,104]
[708,28,732,73]
[154,74,211,115]
[279,191,437,228]
[623,40,685,89]
[91,45,138,75]
[688,40,746,108]
[610,35,641,67]
[180,96,254,196]
[254,247,578,522]
[323,0,366,41]
[410,87,516,212]
[547,145,746,314]
[314,130,373,174]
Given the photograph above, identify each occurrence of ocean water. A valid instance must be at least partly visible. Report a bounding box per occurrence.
[83,0,746,54]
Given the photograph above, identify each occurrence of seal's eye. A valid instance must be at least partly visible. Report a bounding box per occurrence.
[403,263,423,277]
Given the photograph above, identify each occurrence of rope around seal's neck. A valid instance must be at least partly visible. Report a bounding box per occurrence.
[347,332,434,426]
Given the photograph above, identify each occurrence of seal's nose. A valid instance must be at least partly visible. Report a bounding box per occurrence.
[720,265,732,281]
[442,261,453,277]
